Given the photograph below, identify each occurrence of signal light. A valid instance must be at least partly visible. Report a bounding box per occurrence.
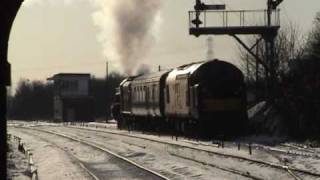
[194,0,225,11]
[192,11,202,28]
[192,18,202,28]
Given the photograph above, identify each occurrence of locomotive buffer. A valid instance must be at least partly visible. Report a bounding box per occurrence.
[189,0,283,102]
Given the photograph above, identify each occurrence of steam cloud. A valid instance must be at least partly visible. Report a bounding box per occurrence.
[92,0,162,75]
[136,64,151,75]
[24,0,162,75]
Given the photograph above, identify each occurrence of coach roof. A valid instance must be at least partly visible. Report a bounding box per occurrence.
[133,69,171,82]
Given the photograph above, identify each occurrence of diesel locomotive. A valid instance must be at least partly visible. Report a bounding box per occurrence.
[112,59,248,137]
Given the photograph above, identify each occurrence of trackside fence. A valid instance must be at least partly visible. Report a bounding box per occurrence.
[7,134,38,180]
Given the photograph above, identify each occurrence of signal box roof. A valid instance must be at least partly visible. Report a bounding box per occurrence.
[47,73,90,81]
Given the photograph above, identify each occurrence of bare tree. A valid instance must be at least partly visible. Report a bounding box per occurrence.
[239,22,305,100]
[240,22,305,80]
[240,14,320,138]
[305,12,320,59]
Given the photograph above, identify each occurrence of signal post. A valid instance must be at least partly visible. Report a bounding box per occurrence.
[189,0,283,103]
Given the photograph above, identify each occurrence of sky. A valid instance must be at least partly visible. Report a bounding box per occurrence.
[8,0,320,90]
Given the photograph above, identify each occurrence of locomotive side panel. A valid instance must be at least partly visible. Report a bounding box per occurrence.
[165,63,204,118]
[165,73,190,117]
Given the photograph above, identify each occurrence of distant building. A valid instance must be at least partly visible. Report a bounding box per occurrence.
[47,73,94,122]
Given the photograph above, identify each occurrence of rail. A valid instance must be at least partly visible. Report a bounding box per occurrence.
[64,124,320,179]
[16,127,170,180]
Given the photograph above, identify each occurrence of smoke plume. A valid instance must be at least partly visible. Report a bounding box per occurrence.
[136,64,151,75]
[92,0,162,75]
[23,0,162,75]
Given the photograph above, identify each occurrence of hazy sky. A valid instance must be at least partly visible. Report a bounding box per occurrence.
[8,0,320,89]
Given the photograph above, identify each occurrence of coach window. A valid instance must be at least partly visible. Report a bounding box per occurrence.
[154,85,157,103]
[139,86,142,102]
[135,87,138,102]
[135,87,137,101]
[186,88,189,106]
[152,84,155,102]
[137,86,139,102]
[166,85,170,103]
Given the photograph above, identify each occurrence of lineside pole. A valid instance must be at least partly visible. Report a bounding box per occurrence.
[266,0,280,102]
[255,40,260,100]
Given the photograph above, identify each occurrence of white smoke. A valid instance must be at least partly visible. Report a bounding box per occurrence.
[23,0,163,75]
[136,64,151,75]
[92,0,162,75]
[22,0,76,7]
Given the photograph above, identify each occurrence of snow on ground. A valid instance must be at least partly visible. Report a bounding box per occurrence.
[13,128,164,180]
[59,124,320,178]
[38,125,296,179]
[8,121,320,179]
[29,125,251,180]
[248,101,266,119]
[8,127,93,180]
[7,141,29,180]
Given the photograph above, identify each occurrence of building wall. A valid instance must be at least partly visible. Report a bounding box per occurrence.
[53,96,63,121]
[50,74,92,122]
[54,76,89,97]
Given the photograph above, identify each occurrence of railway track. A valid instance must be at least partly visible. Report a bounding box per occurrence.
[251,143,320,160]
[248,143,320,180]
[11,126,169,180]
[280,143,320,156]
[40,124,320,180]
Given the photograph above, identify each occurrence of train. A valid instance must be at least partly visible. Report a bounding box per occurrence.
[111,59,248,138]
